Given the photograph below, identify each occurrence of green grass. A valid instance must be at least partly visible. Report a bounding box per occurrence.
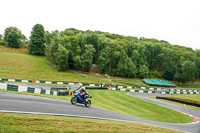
[87,90,193,123]
[0,46,144,86]
[111,79,150,87]
[151,97,200,110]
[0,89,193,123]
[165,94,200,102]
[0,113,182,133]
[177,84,200,88]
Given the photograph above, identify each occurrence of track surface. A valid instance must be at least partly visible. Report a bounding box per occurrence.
[0,91,200,133]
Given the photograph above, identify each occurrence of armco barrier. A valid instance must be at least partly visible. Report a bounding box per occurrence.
[0,83,57,96]
[1,78,200,95]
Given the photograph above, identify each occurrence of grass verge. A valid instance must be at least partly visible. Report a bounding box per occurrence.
[0,46,143,86]
[0,113,182,133]
[0,89,193,123]
[165,94,200,102]
[151,97,200,110]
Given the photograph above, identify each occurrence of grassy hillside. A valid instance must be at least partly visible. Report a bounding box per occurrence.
[0,113,182,133]
[0,46,199,88]
[0,46,148,86]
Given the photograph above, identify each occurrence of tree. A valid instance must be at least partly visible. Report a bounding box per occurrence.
[46,40,59,64]
[0,34,3,40]
[56,46,69,71]
[6,31,22,48]
[116,55,137,77]
[174,72,186,84]
[79,44,96,71]
[181,61,197,82]
[4,27,22,41]
[29,24,46,55]
[4,27,24,48]
[138,65,149,78]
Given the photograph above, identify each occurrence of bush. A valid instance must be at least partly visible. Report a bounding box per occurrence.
[0,40,6,46]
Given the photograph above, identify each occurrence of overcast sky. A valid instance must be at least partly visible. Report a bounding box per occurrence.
[0,0,199,50]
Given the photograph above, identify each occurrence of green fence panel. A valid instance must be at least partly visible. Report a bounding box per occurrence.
[40,81,45,83]
[41,89,46,94]
[52,81,57,84]
[125,89,130,91]
[28,80,33,83]
[135,90,139,92]
[7,85,18,91]
[63,82,68,85]
[27,87,35,93]
[104,85,111,87]
[50,91,54,95]
[2,79,8,81]
[15,79,22,82]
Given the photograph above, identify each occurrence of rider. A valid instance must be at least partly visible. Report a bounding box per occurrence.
[79,87,88,99]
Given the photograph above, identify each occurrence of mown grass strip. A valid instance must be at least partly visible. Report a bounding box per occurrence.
[166,94,200,102]
[0,113,182,133]
[88,90,193,123]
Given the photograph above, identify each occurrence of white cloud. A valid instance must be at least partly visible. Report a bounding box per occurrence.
[0,0,199,49]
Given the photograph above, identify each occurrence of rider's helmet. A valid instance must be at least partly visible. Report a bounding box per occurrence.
[80,87,85,93]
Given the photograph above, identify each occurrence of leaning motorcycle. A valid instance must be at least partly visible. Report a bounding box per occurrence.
[71,92,92,107]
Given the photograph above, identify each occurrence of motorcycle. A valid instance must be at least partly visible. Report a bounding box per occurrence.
[71,92,92,107]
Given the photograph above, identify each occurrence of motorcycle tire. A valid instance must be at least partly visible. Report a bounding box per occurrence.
[71,97,77,105]
[85,99,91,107]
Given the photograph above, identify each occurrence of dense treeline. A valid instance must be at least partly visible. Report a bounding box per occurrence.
[45,28,200,84]
[1,25,200,84]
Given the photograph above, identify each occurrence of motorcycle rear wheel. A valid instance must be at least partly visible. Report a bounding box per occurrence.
[85,99,91,107]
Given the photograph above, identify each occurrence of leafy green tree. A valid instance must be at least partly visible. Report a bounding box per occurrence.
[4,27,24,48]
[116,54,137,77]
[6,31,22,48]
[0,34,3,40]
[56,46,69,71]
[79,44,96,71]
[174,72,186,84]
[181,61,197,82]
[46,40,59,64]
[195,57,200,78]
[29,24,46,55]
[4,27,22,41]
[138,65,149,78]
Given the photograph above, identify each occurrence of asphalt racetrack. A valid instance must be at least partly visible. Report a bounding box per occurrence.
[0,88,200,132]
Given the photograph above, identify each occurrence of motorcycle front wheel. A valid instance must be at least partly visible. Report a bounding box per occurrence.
[71,97,77,105]
[85,99,91,107]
